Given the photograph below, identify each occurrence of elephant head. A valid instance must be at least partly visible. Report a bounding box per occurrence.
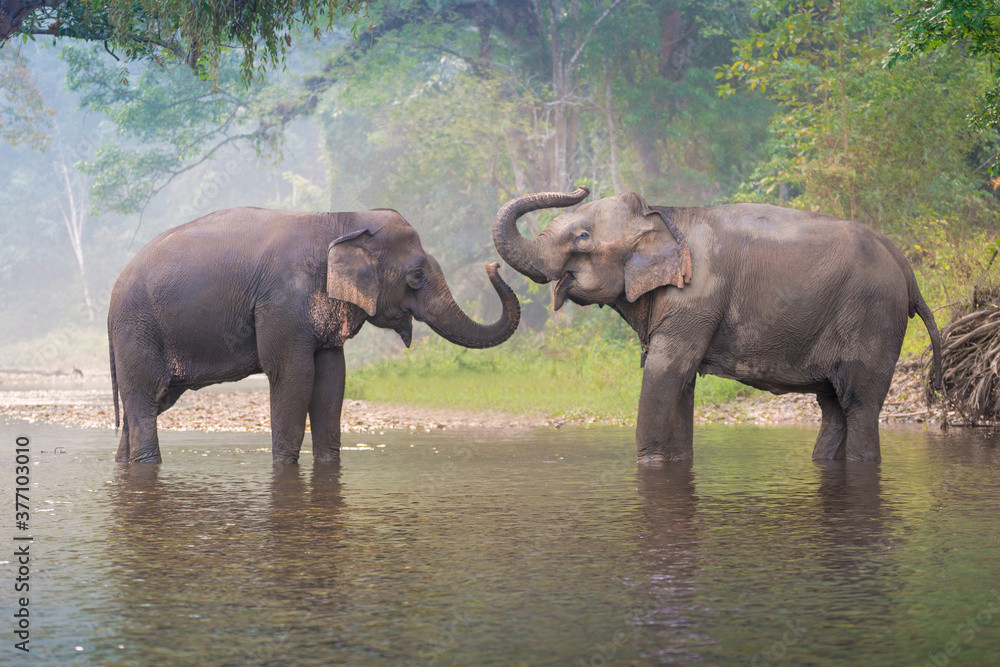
[327,210,519,348]
[492,188,692,309]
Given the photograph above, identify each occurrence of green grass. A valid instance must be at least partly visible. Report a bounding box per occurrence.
[345,324,760,421]
[898,224,998,361]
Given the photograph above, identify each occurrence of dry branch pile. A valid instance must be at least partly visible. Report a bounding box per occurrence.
[927,286,1000,424]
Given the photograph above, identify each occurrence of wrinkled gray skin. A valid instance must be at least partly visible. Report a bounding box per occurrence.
[110,207,519,465]
[494,188,942,464]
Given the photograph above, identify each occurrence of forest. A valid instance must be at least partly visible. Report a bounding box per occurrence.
[2,0,998,419]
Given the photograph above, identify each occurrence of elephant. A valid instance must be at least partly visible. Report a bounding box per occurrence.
[492,187,942,464]
[109,206,519,464]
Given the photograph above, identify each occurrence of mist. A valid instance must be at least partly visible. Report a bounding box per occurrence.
[2,1,996,380]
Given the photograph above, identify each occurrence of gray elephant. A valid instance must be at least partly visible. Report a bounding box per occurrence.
[109,207,519,464]
[493,187,941,464]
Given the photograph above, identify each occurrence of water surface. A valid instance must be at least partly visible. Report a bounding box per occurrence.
[1,421,998,666]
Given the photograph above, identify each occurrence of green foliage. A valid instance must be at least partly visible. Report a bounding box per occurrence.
[345,308,760,420]
[0,47,53,148]
[889,0,1000,130]
[62,45,291,214]
[721,0,999,231]
[7,0,371,85]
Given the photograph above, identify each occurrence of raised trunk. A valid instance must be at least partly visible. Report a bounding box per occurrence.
[492,187,590,283]
[419,261,521,349]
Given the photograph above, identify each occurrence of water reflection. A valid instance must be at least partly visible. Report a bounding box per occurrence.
[105,457,352,664]
[633,463,711,662]
[813,461,891,578]
[3,423,999,665]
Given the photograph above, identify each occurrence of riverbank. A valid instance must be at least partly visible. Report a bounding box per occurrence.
[0,360,941,432]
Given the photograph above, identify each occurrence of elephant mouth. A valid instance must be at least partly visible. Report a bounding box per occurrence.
[554,272,574,311]
[395,314,413,347]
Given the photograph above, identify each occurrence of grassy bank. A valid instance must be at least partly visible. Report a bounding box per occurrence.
[344,317,760,422]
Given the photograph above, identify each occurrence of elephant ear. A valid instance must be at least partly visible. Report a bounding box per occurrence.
[327,229,378,317]
[622,192,693,303]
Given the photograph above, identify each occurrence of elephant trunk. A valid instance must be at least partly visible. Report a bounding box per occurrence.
[491,186,591,283]
[419,261,520,349]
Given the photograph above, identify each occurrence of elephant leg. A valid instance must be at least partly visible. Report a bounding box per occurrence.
[812,390,847,460]
[635,333,706,464]
[157,385,186,414]
[843,406,882,462]
[111,330,169,463]
[115,414,130,463]
[122,393,162,464]
[261,342,316,465]
[836,366,892,462]
[309,347,346,464]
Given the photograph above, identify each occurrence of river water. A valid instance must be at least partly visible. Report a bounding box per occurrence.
[1,420,998,666]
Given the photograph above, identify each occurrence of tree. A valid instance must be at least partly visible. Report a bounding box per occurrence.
[0,44,52,148]
[889,0,1000,129]
[304,0,772,332]
[718,0,998,231]
[1,0,371,82]
[54,148,94,320]
[61,44,296,216]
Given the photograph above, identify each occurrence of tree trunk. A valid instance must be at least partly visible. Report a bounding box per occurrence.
[56,154,94,322]
[604,60,625,194]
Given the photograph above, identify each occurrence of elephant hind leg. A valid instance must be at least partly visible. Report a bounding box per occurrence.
[842,404,884,462]
[157,385,186,414]
[833,365,892,463]
[121,395,162,464]
[812,390,847,460]
[115,414,131,463]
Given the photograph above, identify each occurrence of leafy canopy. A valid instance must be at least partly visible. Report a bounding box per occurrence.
[889,0,1000,128]
[2,0,371,83]
[0,46,52,148]
[717,0,997,230]
[62,43,300,214]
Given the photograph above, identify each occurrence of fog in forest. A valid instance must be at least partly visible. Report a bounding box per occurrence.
[2,1,997,375]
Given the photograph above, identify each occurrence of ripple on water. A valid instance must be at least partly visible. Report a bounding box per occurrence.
[1,422,998,665]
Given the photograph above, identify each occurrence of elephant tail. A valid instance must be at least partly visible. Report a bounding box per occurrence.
[109,335,120,432]
[913,291,942,392]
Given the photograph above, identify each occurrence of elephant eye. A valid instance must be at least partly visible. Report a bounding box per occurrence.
[406,268,425,289]
[578,231,589,240]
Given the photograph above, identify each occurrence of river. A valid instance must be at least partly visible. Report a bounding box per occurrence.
[1,420,998,665]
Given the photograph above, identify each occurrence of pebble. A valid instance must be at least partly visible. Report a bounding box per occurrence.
[0,365,937,431]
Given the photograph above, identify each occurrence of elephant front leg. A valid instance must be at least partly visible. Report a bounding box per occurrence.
[263,347,316,465]
[309,347,346,464]
[635,334,700,465]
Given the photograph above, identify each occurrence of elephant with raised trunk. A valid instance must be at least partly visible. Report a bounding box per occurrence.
[110,206,519,464]
[493,187,941,464]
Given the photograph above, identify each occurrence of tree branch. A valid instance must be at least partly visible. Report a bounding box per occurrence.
[566,0,625,72]
[0,0,65,40]
[383,37,485,78]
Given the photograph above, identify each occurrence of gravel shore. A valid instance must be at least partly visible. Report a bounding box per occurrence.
[0,361,939,432]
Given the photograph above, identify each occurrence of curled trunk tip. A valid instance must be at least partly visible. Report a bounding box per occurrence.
[423,262,520,349]
[492,186,590,284]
